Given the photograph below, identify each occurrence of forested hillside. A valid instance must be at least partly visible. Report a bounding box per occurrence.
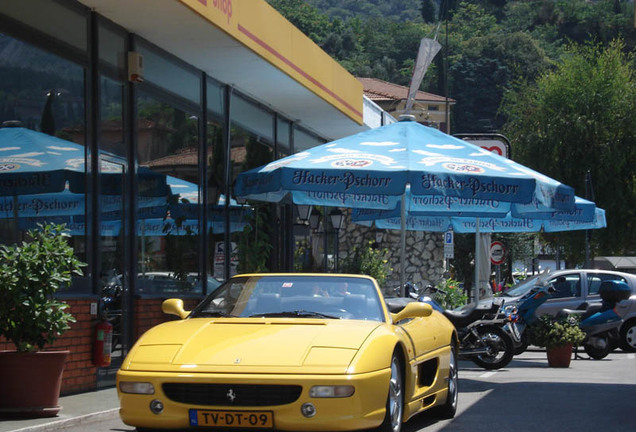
[269,0,636,261]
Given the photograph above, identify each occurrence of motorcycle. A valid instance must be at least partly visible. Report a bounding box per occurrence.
[557,279,632,359]
[418,285,515,370]
[503,283,557,355]
[393,281,423,299]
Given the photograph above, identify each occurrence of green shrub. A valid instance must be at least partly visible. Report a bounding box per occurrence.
[0,224,84,352]
[340,241,391,289]
[527,314,586,349]
[433,279,468,309]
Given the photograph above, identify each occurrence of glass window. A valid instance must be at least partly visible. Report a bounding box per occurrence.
[207,79,224,118]
[229,95,274,276]
[136,91,201,295]
[0,32,87,293]
[136,39,200,106]
[549,274,581,298]
[100,76,125,157]
[230,95,273,143]
[0,0,88,52]
[98,20,126,73]
[206,115,226,286]
[294,127,325,152]
[587,273,627,296]
[276,117,291,156]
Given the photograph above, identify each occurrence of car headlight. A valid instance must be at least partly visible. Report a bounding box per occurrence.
[309,385,355,398]
[119,381,155,394]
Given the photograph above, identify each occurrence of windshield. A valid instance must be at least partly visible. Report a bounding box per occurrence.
[190,275,385,322]
[503,274,543,297]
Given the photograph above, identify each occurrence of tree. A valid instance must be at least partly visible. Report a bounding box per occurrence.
[501,39,636,259]
[421,0,437,23]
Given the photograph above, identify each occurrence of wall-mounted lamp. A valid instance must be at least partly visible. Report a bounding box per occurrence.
[309,208,321,231]
[375,230,384,244]
[297,205,312,222]
[329,209,344,272]
[329,209,344,231]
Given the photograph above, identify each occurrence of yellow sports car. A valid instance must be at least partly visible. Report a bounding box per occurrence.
[117,273,458,432]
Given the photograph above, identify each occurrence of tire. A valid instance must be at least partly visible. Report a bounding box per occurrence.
[430,343,458,419]
[513,332,529,356]
[583,336,612,360]
[374,354,404,432]
[619,319,636,353]
[470,325,514,370]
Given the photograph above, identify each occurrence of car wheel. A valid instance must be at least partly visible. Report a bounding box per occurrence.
[431,343,458,419]
[374,354,403,432]
[620,319,636,352]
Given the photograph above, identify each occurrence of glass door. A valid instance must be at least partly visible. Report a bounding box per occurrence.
[97,157,129,387]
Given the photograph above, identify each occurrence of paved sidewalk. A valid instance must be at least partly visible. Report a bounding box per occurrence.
[0,387,119,432]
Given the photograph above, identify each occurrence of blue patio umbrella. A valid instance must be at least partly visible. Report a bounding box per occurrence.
[0,127,85,196]
[235,121,575,211]
[352,202,607,234]
[0,127,169,197]
[235,120,578,291]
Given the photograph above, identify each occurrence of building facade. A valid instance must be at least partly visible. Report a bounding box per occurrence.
[0,0,388,393]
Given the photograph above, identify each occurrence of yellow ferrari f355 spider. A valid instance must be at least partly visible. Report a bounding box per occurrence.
[117,273,458,431]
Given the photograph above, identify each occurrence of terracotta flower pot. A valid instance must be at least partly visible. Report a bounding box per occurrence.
[0,350,69,418]
[546,344,573,368]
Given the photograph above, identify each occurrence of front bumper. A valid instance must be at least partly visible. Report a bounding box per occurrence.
[117,368,390,431]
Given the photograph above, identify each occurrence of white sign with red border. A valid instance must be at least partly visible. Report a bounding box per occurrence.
[490,241,506,265]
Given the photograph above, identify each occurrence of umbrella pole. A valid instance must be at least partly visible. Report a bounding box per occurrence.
[400,190,406,297]
[473,217,480,303]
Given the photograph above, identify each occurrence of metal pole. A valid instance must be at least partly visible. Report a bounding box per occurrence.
[474,217,480,303]
[400,190,406,296]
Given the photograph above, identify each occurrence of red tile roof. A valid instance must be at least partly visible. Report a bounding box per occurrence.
[357,77,454,103]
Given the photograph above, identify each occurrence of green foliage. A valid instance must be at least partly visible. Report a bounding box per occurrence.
[501,39,636,259]
[433,278,468,309]
[340,241,391,288]
[293,239,316,272]
[0,224,84,352]
[236,206,273,274]
[527,314,586,349]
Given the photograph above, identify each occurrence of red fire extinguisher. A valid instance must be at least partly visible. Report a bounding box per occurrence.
[93,316,113,367]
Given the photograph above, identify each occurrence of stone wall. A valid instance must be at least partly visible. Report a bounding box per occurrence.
[338,210,446,294]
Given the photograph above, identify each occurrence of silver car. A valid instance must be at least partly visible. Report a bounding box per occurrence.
[498,269,636,352]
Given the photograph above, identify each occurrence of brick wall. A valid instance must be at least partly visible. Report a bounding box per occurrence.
[0,296,203,396]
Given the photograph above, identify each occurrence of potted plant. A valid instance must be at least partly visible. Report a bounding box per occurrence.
[0,223,84,417]
[527,314,586,367]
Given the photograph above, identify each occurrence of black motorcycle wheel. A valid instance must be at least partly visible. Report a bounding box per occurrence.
[513,332,529,356]
[583,341,611,360]
[471,325,514,370]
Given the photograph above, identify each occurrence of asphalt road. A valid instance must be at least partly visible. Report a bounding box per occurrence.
[60,349,636,432]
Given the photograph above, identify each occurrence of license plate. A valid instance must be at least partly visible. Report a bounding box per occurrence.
[189,409,274,428]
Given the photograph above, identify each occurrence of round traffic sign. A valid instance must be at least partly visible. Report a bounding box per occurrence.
[490,241,505,265]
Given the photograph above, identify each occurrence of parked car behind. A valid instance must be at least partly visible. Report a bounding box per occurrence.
[498,269,636,352]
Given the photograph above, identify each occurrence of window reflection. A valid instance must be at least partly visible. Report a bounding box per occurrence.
[229,96,274,276]
[0,32,87,292]
[136,92,201,295]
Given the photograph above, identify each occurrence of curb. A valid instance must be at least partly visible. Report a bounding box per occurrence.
[9,408,119,432]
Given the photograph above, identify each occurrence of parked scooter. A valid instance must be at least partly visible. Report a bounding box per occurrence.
[557,280,632,359]
[419,285,515,370]
[503,283,557,355]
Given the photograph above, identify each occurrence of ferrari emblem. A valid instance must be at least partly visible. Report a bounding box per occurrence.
[226,389,236,403]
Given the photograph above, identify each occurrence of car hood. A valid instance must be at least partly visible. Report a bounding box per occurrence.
[123,318,383,374]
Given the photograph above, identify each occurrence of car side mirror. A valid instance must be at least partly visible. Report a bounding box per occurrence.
[162,298,190,319]
[391,301,433,323]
